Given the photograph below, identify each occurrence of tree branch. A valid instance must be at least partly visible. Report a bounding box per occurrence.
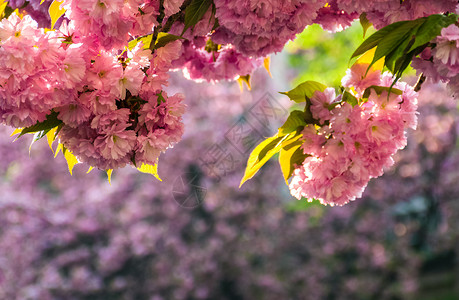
[414,73,426,92]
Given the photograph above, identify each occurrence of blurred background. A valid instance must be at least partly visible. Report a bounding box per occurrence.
[1,22,459,300]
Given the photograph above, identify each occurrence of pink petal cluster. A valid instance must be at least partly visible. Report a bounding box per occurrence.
[0,13,185,171]
[0,14,83,127]
[62,0,159,49]
[212,0,327,57]
[289,67,418,206]
[335,0,457,29]
[172,39,262,82]
[313,0,358,33]
[411,24,459,98]
[57,40,186,170]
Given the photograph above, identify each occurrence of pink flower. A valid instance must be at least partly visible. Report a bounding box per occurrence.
[86,52,123,96]
[342,63,381,93]
[94,126,137,160]
[434,25,459,66]
[56,102,92,128]
[118,64,145,99]
[310,88,339,124]
[60,44,87,89]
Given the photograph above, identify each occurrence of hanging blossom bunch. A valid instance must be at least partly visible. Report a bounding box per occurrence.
[0,11,185,171]
[0,0,279,174]
[239,3,459,206]
[289,65,418,206]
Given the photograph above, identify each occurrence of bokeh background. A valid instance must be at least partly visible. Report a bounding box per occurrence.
[1,22,459,300]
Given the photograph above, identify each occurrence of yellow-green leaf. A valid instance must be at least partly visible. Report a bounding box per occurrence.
[362,85,403,99]
[279,137,309,184]
[240,133,296,187]
[54,143,63,158]
[359,13,372,38]
[128,34,153,50]
[153,32,184,50]
[280,81,327,103]
[264,57,272,77]
[10,128,22,137]
[87,166,94,174]
[237,75,251,92]
[278,110,307,136]
[107,169,113,184]
[49,0,66,29]
[137,163,162,181]
[64,148,79,175]
[0,0,8,18]
[46,126,58,153]
[355,48,385,72]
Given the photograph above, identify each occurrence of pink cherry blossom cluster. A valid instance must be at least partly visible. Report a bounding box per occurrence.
[0,13,185,170]
[61,0,158,50]
[412,24,459,98]
[209,0,457,57]
[0,14,79,128]
[56,37,186,170]
[171,38,263,82]
[289,65,418,206]
[60,0,262,83]
[325,0,457,30]
[211,0,327,57]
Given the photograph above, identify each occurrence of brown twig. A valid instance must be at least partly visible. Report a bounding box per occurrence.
[414,73,426,92]
[150,0,166,52]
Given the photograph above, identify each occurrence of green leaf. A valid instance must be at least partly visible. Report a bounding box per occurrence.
[182,0,212,35]
[153,32,185,49]
[49,0,66,29]
[342,91,358,107]
[351,21,408,59]
[278,110,307,135]
[362,85,403,99]
[279,137,310,184]
[137,163,162,181]
[280,81,327,103]
[370,19,422,70]
[391,48,424,88]
[359,13,372,38]
[19,111,63,137]
[240,133,296,187]
[408,14,458,53]
[352,14,459,84]
[384,35,416,73]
